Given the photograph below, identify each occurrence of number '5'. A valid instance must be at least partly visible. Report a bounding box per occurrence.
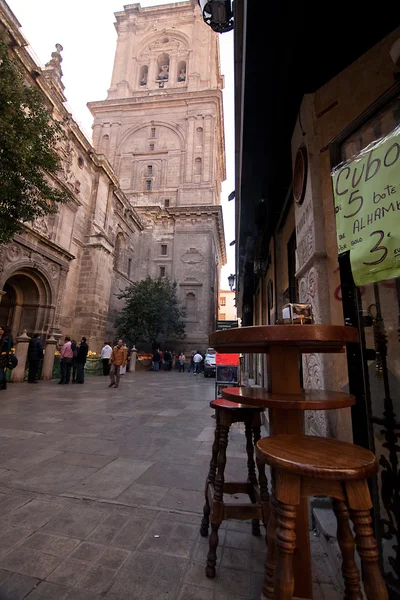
[344,190,363,219]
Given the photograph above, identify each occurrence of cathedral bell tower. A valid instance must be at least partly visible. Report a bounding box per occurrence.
[88,0,226,349]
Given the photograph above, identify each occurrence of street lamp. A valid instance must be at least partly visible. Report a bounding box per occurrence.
[197,0,234,33]
[228,273,235,291]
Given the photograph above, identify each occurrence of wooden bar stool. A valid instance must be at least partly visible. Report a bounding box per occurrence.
[256,434,388,600]
[200,399,269,578]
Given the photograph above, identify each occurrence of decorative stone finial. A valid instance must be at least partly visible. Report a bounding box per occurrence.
[44,43,64,81]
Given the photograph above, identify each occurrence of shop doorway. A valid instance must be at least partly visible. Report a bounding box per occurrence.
[331,82,400,598]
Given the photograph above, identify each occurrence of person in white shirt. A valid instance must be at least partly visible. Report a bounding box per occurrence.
[101,342,112,376]
[193,351,203,375]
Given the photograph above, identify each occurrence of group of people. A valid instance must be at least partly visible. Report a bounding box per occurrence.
[150,349,205,374]
[58,336,89,384]
[151,349,174,371]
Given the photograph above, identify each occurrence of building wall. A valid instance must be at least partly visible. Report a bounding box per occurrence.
[290,26,400,440]
[0,1,143,354]
[88,0,226,351]
[218,289,236,321]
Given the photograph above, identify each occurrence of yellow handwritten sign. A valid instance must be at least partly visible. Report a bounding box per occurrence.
[332,125,400,286]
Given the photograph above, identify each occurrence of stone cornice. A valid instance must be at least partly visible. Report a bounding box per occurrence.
[15,231,75,264]
[88,89,223,116]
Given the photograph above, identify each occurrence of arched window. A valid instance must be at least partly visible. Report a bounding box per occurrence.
[156,53,170,87]
[114,233,126,271]
[177,60,186,82]
[196,127,203,147]
[186,292,196,319]
[100,134,109,153]
[139,65,148,87]
[195,157,202,176]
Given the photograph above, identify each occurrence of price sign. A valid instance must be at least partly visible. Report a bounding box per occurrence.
[332,125,400,285]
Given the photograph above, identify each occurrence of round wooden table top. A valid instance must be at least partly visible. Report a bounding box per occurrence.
[221,386,355,410]
[209,324,359,354]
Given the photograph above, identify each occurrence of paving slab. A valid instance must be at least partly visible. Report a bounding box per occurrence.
[0,372,345,599]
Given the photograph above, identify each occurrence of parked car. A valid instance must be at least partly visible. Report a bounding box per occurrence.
[204,348,216,377]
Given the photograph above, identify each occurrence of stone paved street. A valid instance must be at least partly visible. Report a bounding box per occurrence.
[0,370,344,599]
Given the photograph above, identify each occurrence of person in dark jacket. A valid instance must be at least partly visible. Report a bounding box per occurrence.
[27,333,43,383]
[0,326,13,390]
[75,337,89,384]
[152,349,160,371]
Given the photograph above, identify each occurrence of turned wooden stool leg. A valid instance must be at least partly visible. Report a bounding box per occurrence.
[346,481,388,600]
[332,499,362,599]
[245,421,260,536]
[206,421,230,578]
[200,410,220,537]
[254,426,270,529]
[263,473,277,599]
[274,499,297,600]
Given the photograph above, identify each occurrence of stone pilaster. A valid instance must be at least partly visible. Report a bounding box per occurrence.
[41,333,57,380]
[203,115,214,183]
[293,95,332,437]
[186,116,196,183]
[11,330,30,383]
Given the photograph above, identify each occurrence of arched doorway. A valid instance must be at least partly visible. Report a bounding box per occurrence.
[0,269,54,339]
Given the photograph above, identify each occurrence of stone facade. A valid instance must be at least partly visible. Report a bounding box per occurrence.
[0,1,142,352]
[88,0,226,350]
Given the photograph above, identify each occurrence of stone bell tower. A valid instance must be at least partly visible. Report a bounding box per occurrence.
[88,0,226,349]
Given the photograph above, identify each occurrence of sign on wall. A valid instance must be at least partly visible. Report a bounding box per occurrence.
[216,320,238,330]
[332,125,400,285]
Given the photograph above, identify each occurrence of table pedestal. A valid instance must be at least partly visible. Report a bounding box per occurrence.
[268,346,312,600]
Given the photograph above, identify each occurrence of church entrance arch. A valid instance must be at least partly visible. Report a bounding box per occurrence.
[0,269,54,339]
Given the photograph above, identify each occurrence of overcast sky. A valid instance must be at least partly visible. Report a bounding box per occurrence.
[7,0,235,289]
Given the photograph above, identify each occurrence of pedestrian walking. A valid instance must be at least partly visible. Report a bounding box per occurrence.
[101,342,112,376]
[188,350,195,373]
[0,326,13,390]
[119,345,128,376]
[158,349,163,371]
[163,350,172,371]
[152,349,160,371]
[27,333,43,383]
[71,339,78,383]
[178,351,186,372]
[76,337,89,383]
[193,350,203,375]
[59,336,74,384]
[109,339,127,389]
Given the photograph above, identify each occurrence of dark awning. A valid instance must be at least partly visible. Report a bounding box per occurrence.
[235,1,398,276]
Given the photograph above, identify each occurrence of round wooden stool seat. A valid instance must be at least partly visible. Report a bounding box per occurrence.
[256,434,377,480]
[210,398,264,411]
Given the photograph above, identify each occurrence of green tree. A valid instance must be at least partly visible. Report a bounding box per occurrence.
[115,276,186,346]
[0,34,70,245]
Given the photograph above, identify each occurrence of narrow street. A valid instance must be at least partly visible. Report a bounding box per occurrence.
[0,371,343,599]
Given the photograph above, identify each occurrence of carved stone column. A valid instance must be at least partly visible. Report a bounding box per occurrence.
[11,330,31,383]
[41,333,57,380]
[292,95,331,437]
[52,266,68,340]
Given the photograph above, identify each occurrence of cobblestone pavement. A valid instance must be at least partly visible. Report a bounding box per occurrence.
[0,369,344,599]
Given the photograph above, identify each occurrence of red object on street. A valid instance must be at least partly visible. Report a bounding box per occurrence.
[215,352,240,366]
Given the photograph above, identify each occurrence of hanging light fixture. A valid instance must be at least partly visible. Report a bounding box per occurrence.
[228,273,235,291]
[197,0,234,33]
